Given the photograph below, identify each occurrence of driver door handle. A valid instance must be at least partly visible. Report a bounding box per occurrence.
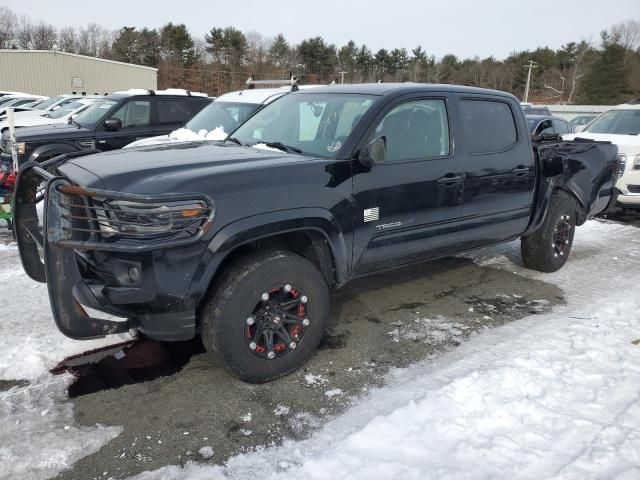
[437,174,463,187]
[512,166,530,176]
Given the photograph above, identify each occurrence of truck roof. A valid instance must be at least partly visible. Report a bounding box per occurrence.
[296,83,517,99]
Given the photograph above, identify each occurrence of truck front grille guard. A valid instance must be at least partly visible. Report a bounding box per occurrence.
[13,158,215,339]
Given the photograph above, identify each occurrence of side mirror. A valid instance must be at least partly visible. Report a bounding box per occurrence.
[359,136,386,166]
[104,118,122,131]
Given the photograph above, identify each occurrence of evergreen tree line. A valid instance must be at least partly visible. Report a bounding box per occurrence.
[1,6,639,104]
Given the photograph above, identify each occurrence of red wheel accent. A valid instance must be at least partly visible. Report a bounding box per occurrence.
[244,284,310,359]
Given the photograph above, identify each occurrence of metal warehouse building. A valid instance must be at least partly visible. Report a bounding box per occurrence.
[0,50,157,96]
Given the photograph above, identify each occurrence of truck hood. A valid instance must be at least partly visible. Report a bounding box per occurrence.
[563,132,640,156]
[14,122,92,141]
[59,142,312,193]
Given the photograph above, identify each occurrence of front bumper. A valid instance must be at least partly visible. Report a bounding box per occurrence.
[616,169,640,206]
[14,158,214,341]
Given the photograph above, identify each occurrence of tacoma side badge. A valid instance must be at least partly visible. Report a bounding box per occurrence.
[364,207,379,222]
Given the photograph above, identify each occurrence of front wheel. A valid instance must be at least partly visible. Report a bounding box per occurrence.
[201,250,330,383]
[521,191,577,273]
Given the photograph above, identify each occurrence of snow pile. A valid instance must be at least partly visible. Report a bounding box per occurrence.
[0,374,121,480]
[130,220,640,480]
[169,127,227,142]
[0,241,130,381]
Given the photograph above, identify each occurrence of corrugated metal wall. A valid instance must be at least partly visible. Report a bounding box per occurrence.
[0,50,157,96]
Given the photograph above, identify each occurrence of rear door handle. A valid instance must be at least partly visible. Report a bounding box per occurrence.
[512,167,530,176]
[437,174,463,187]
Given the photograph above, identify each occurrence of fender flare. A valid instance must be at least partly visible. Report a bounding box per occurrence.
[29,143,79,163]
[524,178,588,236]
[189,208,350,299]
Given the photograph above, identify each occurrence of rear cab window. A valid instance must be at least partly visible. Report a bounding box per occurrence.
[460,99,518,153]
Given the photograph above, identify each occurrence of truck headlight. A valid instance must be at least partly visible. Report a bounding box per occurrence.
[634,154,640,170]
[97,199,212,238]
[15,142,26,155]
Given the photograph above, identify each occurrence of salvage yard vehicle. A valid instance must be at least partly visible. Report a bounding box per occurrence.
[2,98,98,130]
[1,90,211,165]
[527,115,573,137]
[563,100,640,208]
[14,83,620,383]
[0,94,83,125]
[124,78,315,148]
[569,114,597,132]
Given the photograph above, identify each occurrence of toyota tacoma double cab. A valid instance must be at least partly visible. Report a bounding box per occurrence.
[14,84,620,383]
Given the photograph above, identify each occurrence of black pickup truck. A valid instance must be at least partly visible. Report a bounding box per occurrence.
[14,84,619,382]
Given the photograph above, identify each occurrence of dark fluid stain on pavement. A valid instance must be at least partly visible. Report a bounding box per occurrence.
[386,301,428,312]
[52,339,206,398]
[317,329,350,350]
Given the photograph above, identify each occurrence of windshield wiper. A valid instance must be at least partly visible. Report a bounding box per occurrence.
[264,141,303,154]
[226,136,243,146]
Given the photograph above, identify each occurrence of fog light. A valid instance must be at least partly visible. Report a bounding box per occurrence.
[128,266,141,283]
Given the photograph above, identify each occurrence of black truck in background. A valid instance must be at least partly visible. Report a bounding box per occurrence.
[14,84,620,383]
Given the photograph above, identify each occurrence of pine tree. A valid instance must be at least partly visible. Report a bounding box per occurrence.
[581,32,631,104]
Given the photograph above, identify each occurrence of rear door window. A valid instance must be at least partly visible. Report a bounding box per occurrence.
[156,99,199,125]
[460,100,517,153]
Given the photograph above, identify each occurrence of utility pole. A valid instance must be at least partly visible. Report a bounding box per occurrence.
[339,71,347,84]
[522,61,537,103]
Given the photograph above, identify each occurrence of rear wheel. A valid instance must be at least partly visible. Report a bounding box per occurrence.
[521,191,577,272]
[201,250,330,383]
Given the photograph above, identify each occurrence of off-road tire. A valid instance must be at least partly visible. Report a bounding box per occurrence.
[201,249,330,383]
[521,191,577,273]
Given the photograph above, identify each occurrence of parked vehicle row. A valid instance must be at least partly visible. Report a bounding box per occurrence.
[1,89,212,165]
[14,82,620,383]
[564,99,640,208]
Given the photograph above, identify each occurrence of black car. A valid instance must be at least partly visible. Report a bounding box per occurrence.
[15,83,619,383]
[523,105,552,116]
[526,115,573,137]
[1,91,211,165]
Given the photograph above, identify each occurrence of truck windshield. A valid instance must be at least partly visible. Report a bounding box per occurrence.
[230,93,376,158]
[583,109,640,135]
[186,101,259,137]
[73,99,117,126]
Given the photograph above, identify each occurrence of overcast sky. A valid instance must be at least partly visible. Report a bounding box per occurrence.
[4,0,639,59]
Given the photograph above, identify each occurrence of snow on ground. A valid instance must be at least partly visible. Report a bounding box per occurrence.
[130,220,640,480]
[0,240,130,381]
[0,234,129,479]
[0,374,121,480]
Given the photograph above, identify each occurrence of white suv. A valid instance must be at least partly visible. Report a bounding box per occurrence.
[563,101,640,207]
[126,79,317,148]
